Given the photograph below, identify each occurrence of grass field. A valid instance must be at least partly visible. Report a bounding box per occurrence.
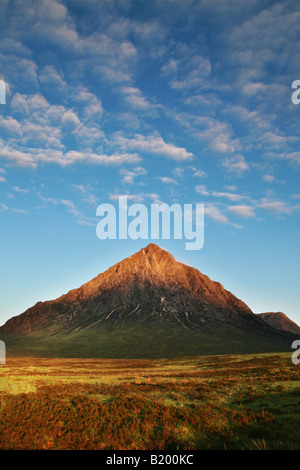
[2,321,293,358]
[0,352,300,450]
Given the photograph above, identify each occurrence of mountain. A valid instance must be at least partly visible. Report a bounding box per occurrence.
[256,312,300,336]
[0,244,296,358]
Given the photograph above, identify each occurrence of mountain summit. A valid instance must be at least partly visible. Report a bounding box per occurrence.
[0,244,296,358]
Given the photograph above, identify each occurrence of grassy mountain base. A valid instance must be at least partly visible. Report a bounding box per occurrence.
[3,322,294,359]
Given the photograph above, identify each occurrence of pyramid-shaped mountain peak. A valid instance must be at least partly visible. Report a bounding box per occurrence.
[0,244,295,358]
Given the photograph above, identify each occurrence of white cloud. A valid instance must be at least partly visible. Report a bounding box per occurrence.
[11,208,29,214]
[188,166,207,178]
[0,140,141,168]
[62,151,141,167]
[268,151,300,165]
[61,110,81,129]
[162,52,211,91]
[0,202,28,214]
[196,185,247,201]
[13,186,28,193]
[192,169,207,178]
[211,191,247,202]
[222,154,250,175]
[11,93,49,116]
[75,125,104,146]
[9,92,104,151]
[71,184,98,207]
[228,205,256,218]
[73,89,103,121]
[115,133,194,161]
[38,194,95,226]
[121,87,151,110]
[260,132,293,148]
[262,174,275,183]
[257,199,293,216]
[195,185,210,196]
[242,82,267,95]
[172,167,185,179]
[194,118,241,154]
[0,116,23,136]
[39,65,66,91]
[204,204,230,225]
[1,89,144,168]
[109,192,163,204]
[120,166,147,184]
[22,122,63,149]
[109,193,145,203]
[158,177,179,185]
[0,203,8,212]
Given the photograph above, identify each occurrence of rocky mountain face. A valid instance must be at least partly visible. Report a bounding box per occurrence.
[0,244,296,359]
[1,243,260,336]
[257,312,300,336]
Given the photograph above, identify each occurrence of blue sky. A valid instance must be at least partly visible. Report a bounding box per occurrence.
[0,0,300,327]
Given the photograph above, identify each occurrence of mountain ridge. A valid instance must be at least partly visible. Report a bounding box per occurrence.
[257,312,300,335]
